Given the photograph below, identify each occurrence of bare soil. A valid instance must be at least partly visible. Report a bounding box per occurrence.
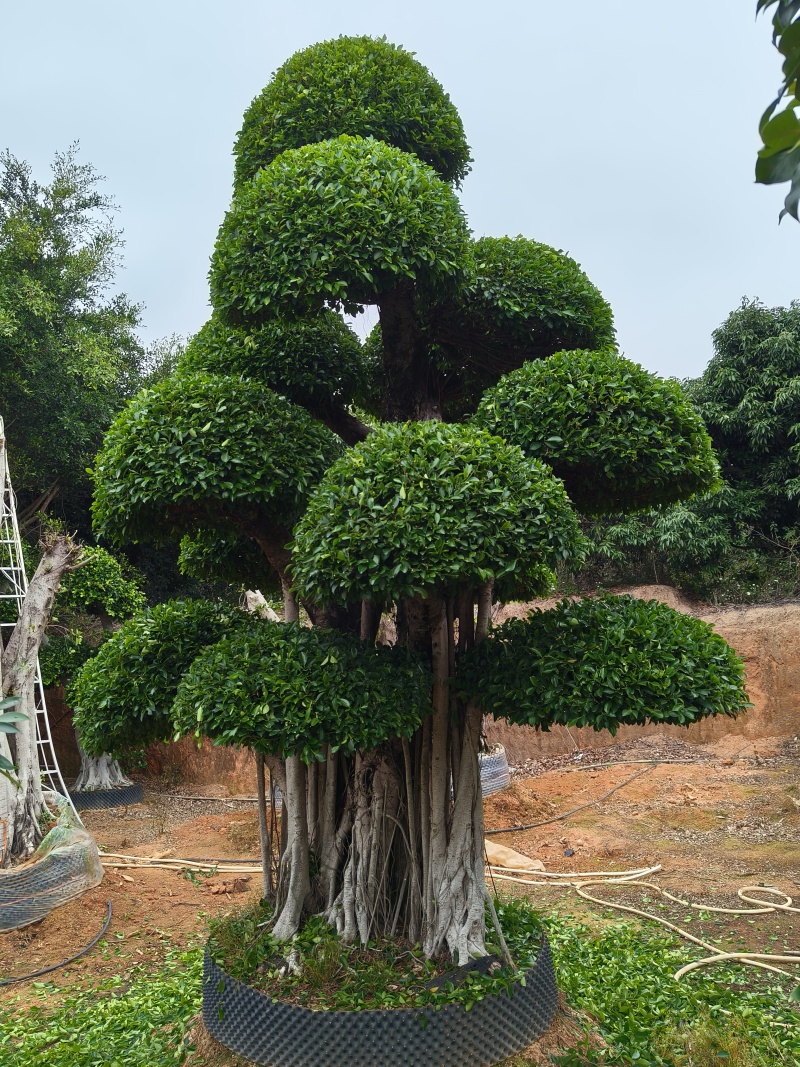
[1,735,798,1063]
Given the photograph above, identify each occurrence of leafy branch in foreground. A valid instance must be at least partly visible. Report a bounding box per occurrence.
[756,0,800,221]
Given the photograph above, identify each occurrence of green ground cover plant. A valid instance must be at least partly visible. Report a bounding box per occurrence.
[208,905,532,1012]
[2,904,796,1066]
[0,944,202,1067]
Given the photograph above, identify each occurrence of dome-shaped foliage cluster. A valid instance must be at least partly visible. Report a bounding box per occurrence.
[291,421,585,603]
[70,600,244,757]
[234,36,471,188]
[181,311,369,410]
[91,372,342,543]
[55,545,145,620]
[475,349,720,513]
[210,136,470,320]
[178,529,279,591]
[460,594,749,734]
[172,621,432,762]
[441,237,615,359]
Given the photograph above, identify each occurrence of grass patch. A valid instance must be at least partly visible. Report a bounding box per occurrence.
[1,904,797,1066]
[544,910,799,1066]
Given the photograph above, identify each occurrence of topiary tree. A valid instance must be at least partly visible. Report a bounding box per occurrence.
[38,544,147,792]
[77,36,742,964]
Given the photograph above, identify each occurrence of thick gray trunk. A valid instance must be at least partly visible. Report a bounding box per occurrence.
[1,534,83,859]
[272,755,312,941]
[72,752,132,791]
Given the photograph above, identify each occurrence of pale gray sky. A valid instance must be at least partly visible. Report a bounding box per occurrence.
[1,1,796,381]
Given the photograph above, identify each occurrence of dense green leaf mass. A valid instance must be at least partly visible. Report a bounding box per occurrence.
[181,310,369,410]
[686,299,800,527]
[57,545,146,618]
[210,136,470,320]
[0,149,144,535]
[291,421,585,603]
[70,599,243,756]
[178,528,279,592]
[233,36,471,188]
[173,620,432,762]
[474,349,720,514]
[91,372,342,543]
[439,236,615,360]
[460,594,749,735]
[40,631,99,688]
[755,1,800,221]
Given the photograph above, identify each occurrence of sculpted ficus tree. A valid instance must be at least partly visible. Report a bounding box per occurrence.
[75,36,747,962]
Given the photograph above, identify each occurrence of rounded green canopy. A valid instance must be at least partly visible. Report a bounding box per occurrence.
[459,594,749,734]
[475,349,720,514]
[70,599,243,757]
[172,620,432,763]
[92,372,342,543]
[210,135,470,321]
[234,36,471,188]
[291,420,585,603]
[181,310,369,412]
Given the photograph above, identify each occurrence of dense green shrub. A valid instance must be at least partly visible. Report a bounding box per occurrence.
[39,630,100,687]
[233,35,471,188]
[436,236,614,360]
[211,136,470,320]
[178,528,279,591]
[686,298,800,531]
[56,545,146,618]
[460,594,749,734]
[475,349,720,513]
[173,621,431,762]
[291,421,585,603]
[70,599,244,756]
[91,372,342,543]
[180,310,369,410]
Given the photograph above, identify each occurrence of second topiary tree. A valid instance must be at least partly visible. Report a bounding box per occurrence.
[75,36,747,963]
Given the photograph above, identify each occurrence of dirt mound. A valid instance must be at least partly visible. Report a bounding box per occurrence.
[492,584,701,628]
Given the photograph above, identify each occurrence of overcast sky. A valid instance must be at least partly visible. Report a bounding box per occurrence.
[2,0,796,381]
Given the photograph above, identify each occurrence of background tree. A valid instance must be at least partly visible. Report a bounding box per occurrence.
[756,0,800,221]
[575,299,800,601]
[77,36,743,964]
[0,146,146,535]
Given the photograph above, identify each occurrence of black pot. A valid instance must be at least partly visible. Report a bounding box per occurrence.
[68,783,143,810]
[203,934,558,1067]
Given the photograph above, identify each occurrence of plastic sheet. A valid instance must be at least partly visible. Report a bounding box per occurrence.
[0,796,103,931]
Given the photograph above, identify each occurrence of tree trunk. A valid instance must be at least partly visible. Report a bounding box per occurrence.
[272,754,312,941]
[378,286,441,422]
[72,734,133,791]
[0,533,83,859]
[263,590,490,963]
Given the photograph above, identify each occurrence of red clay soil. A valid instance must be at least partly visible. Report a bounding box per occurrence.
[2,732,798,1014]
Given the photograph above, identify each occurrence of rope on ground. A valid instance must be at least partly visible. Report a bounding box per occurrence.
[485,765,655,835]
[0,900,112,987]
[485,861,800,985]
[144,792,260,803]
[100,851,263,874]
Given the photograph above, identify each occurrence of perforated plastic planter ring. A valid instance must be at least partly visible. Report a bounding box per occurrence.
[479,744,511,797]
[203,935,558,1067]
[68,783,143,810]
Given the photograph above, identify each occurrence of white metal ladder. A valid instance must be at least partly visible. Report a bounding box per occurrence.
[0,417,76,811]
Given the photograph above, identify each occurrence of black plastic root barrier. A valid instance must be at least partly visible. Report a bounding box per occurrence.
[68,783,143,810]
[203,936,559,1067]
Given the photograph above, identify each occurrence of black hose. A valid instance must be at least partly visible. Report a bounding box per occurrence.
[0,899,112,986]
